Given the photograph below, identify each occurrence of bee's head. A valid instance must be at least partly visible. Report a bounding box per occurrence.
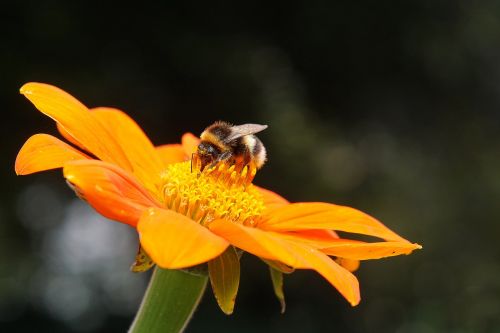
[197,141,218,156]
[197,141,220,169]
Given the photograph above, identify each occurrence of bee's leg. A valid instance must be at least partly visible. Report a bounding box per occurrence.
[215,151,232,164]
[206,151,232,170]
[191,153,202,173]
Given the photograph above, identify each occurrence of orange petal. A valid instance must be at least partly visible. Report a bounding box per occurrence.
[63,160,159,227]
[259,230,340,250]
[274,232,421,260]
[292,244,360,306]
[259,202,407,242]
[181,132,200,156]
[268,231,343,249]
[57,122,88,152]
[138,207,229,269]
[293,229,339,240]
[322,240,422,260]
[156,144,190,164]
[209,220,299,264]
[20,83,131,170]
[90,107,165,191]
[254,186,290,213]
[335,258,360,272]
[15,134,90,175]
[209,220,360,306]
[57,106,166,190]
[155,132,200,165]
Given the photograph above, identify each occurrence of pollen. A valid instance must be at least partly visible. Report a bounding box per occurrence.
[160,159,264,226]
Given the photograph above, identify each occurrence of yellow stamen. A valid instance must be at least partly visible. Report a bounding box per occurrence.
[160,159,264,226]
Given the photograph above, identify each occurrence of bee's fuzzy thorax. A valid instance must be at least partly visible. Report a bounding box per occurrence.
[200,122,232,151]
[206,121,232,139]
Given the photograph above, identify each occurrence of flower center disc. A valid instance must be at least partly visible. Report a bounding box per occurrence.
[160,159,264,226]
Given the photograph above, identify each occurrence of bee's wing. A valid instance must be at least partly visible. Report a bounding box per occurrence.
[224,124,268,142]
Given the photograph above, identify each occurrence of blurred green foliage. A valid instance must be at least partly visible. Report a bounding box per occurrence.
[2,1,500,332]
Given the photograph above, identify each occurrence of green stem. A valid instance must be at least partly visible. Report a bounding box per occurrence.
[129,267,208,333]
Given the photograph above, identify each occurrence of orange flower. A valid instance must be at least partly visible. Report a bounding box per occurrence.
[15,82,421,312]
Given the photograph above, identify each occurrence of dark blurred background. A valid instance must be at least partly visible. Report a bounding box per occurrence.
[2,1,500,332]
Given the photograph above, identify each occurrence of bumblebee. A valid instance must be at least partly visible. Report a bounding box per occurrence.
[196,121,268,170]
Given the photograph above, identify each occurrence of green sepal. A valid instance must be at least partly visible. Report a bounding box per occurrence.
[270,267,286,314]
[130,245,155,273]
[261,258,295,274]
[208,246,240,315]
